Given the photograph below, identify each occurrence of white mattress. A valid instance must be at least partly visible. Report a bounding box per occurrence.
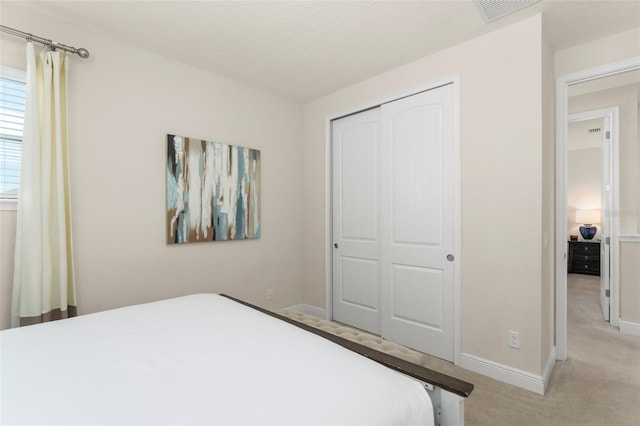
[0,294,433,425]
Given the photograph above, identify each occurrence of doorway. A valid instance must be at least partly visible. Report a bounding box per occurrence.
[556,57,640,361]
[567,109,616,324]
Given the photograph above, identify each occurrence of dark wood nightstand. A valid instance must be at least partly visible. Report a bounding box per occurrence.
[567,241,600,276]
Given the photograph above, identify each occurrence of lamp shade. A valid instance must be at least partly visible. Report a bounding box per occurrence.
[576,209,600,225]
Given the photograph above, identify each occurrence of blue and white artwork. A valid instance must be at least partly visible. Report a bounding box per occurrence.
[167,134,261,244]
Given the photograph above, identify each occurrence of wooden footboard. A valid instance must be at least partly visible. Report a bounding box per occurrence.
[221,294,473,425]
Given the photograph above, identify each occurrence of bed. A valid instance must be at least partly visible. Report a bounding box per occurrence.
[0,293,472,425]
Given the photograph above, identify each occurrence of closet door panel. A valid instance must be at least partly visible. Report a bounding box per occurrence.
[391,264,444,330]
[332,108,381,334]
[391,105,443,246]
[381,84,455,361]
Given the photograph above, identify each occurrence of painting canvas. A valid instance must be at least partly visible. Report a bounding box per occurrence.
[166,134,261,244]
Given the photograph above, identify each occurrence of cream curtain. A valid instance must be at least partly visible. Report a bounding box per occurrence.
[11,42,77,327]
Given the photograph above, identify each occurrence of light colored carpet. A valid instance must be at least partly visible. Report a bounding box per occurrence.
[281,274,640,425]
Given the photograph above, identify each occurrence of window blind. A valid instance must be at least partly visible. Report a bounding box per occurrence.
[0,71,26,198]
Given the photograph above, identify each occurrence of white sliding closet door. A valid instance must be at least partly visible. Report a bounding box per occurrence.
[380,84,455,361]
[331,83,456,361]
[332,109,382,335]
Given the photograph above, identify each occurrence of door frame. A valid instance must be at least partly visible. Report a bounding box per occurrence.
[324,74,462,364]
[555,56,640,361]
[567,108,618,321]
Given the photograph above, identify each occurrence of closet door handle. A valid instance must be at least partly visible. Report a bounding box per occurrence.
[447,254,454,262]
[334,243,339,249]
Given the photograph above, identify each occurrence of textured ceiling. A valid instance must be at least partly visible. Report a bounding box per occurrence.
[13,0,640,102]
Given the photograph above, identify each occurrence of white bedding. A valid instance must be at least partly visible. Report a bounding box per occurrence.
[0,294,433,425]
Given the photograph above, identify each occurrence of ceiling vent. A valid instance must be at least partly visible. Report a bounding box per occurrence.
[474,0,542,22]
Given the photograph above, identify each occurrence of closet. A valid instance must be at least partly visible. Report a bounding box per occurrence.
[331,83,456,361]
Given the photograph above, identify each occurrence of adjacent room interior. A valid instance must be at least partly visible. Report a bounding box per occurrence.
[564,70,640,421]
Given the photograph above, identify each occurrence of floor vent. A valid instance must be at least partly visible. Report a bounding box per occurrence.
[474,0,541,22]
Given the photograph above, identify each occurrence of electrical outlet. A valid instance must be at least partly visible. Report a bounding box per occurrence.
[508,330,520,349]
[267,289,273,301]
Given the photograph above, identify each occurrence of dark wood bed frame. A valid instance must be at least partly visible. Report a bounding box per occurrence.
[221,294,473,426]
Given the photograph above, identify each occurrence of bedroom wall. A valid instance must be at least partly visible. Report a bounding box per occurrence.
[567,117,603,242]
[540,32,555,377]
[569,85,638,236]
[0,3,305,330]
[302,15,547,377]
[554,27,640,78]
[567,146,602,239]
[630,96,640,326]
[620,241,640,325]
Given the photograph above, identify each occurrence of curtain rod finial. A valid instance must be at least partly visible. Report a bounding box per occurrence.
[76,48,89,59]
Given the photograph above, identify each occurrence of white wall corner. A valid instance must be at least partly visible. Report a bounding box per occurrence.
[619,320,640,337]
[285,304,327,319]
[458,353,546,395]
[542,346,556,394]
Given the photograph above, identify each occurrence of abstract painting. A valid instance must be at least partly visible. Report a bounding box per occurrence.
[166,134,261,244]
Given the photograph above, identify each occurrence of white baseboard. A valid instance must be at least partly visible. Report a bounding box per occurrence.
[619,320,640,337]
[542,346,556,393]
[458,352,547,395]
[285,304,327,319]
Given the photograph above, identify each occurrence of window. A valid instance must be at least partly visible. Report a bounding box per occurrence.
[0,66,26,210]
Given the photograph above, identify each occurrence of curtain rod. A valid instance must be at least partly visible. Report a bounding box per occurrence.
[0,25,90,58]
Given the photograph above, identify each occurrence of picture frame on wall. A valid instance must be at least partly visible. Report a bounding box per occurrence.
[166,134,261,244]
